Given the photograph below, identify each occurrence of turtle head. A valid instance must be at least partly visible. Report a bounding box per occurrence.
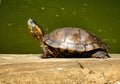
[27,18,44,44]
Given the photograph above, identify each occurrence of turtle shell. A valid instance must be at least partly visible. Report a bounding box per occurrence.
[44,27,108,53]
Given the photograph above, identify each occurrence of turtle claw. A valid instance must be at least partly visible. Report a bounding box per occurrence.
[41,54,48,58]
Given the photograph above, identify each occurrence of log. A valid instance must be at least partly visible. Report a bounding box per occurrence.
[0,54,120,84]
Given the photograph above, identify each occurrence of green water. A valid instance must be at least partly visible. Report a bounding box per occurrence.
[0,0,120,54]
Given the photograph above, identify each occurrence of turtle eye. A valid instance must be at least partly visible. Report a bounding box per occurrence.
[30,21,36,27]
[28,18,36,27]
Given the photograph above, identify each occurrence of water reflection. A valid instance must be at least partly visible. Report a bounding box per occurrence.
[41,7,45,10]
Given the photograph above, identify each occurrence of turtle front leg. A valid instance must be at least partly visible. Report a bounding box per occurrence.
[41,45,53,58]
[41,45,49,58]
[92,50,110,58]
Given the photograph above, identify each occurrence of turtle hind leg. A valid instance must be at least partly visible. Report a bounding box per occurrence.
[92,50,110,58]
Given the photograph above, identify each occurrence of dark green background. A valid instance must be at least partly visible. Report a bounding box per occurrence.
[0,0,120,54]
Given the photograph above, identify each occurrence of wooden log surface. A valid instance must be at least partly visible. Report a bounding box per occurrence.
[0,54,120,84]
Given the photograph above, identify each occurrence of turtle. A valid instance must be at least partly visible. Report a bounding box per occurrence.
[27,18,110,58]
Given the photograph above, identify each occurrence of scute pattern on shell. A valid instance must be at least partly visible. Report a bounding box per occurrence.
[44,27,108,52]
